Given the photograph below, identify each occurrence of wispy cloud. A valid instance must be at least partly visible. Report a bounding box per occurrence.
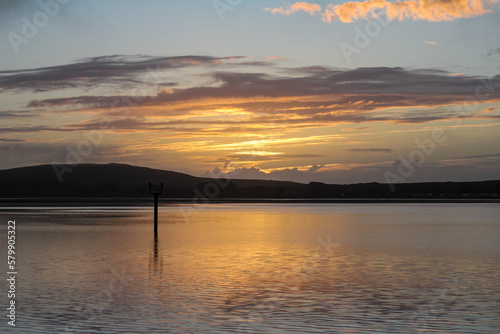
[488,47,500,56]
[212,153,325,163]
[0,55,267,93]
[341,127,371,131]
[265,0,496,23]
[425,41,438,45]
[349,148,393,153]
[264,2,322,16]
[23,66,500,110]
[3,60,499,137]
[0,137,25,143]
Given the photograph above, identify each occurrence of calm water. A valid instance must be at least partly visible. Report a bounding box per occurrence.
[1,203,499,333]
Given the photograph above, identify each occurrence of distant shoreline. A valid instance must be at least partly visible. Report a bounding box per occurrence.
[1,197,499,207]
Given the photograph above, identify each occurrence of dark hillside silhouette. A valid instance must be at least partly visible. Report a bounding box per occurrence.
[0,163,498,200]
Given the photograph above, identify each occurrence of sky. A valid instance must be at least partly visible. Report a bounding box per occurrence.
[1,0,500,184]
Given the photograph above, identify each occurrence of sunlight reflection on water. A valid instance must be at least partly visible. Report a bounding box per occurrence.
[1,203,499,333]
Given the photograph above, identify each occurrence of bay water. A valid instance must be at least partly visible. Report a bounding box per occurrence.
[1,203,499,333]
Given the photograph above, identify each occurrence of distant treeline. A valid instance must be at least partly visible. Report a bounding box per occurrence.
[0,163,499,199]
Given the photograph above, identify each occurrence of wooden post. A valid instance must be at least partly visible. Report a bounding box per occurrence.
[149,183,164,240]
[153,193,159,240]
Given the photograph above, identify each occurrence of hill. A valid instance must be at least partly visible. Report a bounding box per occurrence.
[0,163,499,200]
[0,163,303,198]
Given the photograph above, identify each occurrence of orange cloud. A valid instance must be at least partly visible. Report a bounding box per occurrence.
[266,0,496,22]
[265,2,322,16]
[323,0,495,22]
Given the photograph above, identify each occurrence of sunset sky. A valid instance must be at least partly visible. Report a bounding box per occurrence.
[1,0,500,184]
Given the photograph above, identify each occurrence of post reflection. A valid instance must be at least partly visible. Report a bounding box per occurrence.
[149,237,163,276]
